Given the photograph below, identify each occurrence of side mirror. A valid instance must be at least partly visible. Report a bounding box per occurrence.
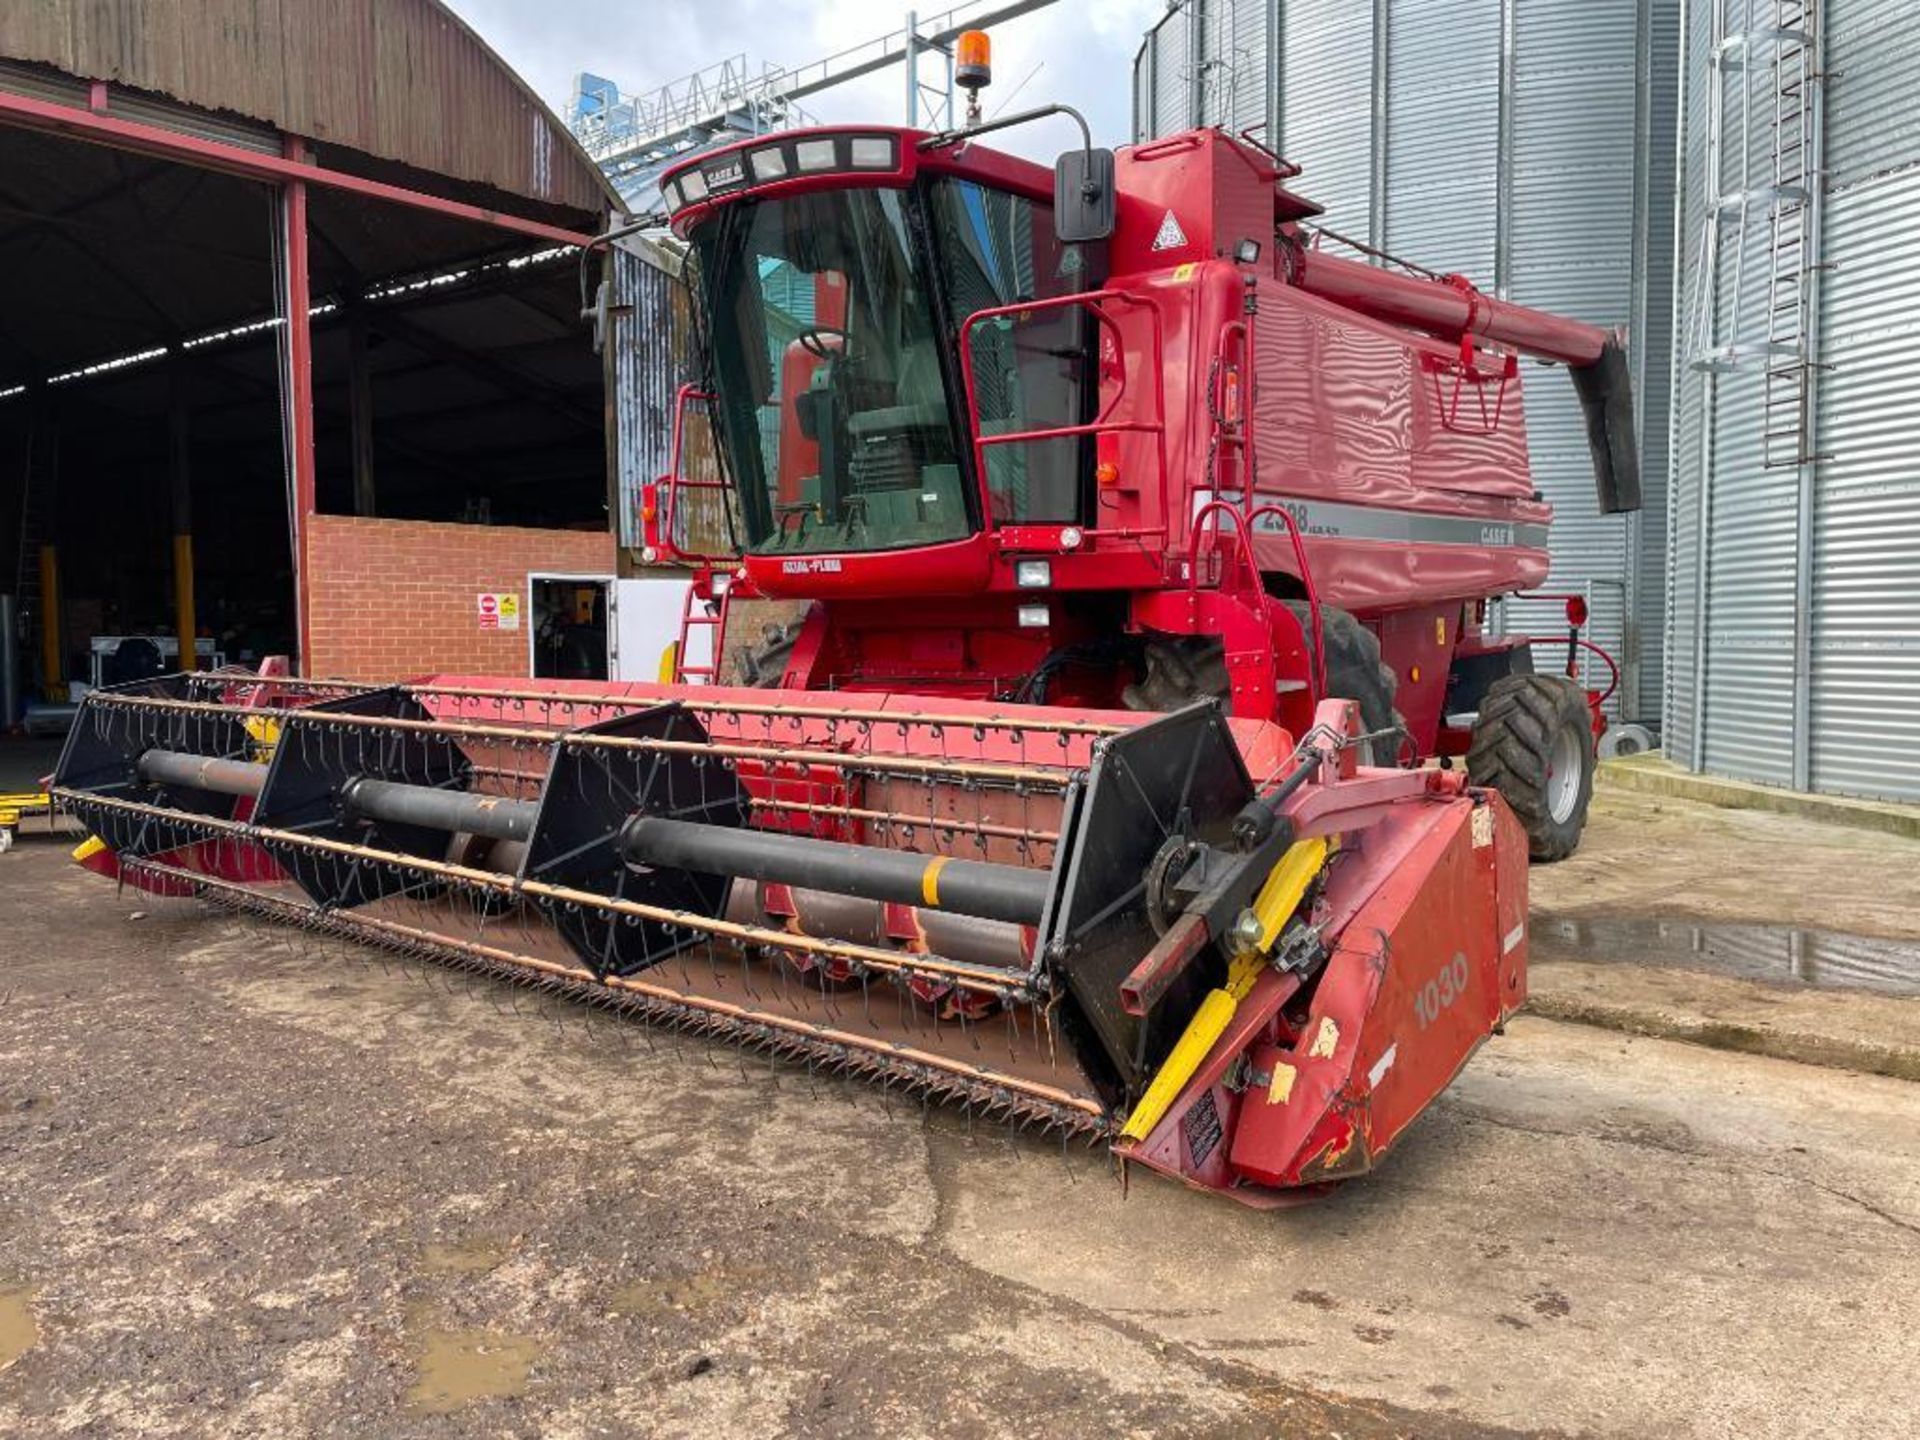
[1054,148,1116,243]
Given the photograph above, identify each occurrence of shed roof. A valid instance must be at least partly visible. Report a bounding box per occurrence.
[0,0,616,221]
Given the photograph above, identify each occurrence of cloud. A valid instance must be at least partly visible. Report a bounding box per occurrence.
[444,0,1165,158]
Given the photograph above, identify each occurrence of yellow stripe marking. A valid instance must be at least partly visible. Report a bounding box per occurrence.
[921,856,949,908]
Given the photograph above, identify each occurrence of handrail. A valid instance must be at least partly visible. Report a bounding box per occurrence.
[1185,499,1326,706]
[1510,588,1621,707]
[1243,505,1326,702]
[957,289,1168,533]
[1506,633,1621,708]
[1213,310,1260,500]
[1570,636,1621,707]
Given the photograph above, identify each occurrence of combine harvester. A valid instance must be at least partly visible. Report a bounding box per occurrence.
[51,41,1637,1204]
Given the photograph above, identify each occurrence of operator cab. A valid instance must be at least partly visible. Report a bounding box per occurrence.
[662,126,1107,576]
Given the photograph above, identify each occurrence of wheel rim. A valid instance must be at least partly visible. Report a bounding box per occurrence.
[1547,723,1583,824]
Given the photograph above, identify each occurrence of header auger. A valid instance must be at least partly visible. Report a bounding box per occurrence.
[57,89,1634,1200]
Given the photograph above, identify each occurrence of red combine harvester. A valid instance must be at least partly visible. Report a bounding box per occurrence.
[52,57,1636,1204]
[642,103,1637,862]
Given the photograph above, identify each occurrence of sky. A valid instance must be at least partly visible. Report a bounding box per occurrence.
[442,0,1167,163]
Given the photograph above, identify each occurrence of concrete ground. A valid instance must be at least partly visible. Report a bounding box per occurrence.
[1,783,1917,1438]
[1536,779,1920,943]
[1526,783,1920,1081]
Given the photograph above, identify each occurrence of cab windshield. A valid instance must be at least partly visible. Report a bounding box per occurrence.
[690,176,1091,556]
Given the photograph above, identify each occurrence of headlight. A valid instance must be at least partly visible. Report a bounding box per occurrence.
[1017,604,1049,629]
[1014,559,1052,589]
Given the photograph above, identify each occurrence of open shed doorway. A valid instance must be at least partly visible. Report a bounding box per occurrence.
[303,187,608,531]
[530,574,611,680]
[0,124,295,717]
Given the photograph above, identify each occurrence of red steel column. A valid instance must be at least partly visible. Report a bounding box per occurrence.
[281,137,318,671]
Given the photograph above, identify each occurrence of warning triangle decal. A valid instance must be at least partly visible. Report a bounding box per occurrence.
[1151,208,1188,252]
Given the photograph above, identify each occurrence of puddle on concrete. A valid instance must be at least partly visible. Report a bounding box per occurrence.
[421,1237,510,1275]
[610,1265,760,1319]
[0,1285,40,1372]
[404,1307,541,1415]
[1532,916,1920,998]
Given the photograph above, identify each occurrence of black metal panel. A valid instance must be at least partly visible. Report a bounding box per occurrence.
[1572,336,1643,516]
[53,674,256,857]
[250,687,471,910]
[521,703,748,979]
[1042,703,1255,1100]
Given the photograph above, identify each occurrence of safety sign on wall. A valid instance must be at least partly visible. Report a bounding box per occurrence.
[476,591,521,631]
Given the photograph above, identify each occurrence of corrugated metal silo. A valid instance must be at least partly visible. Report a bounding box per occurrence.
[1134,0,1679,727]
[1133,4,1194,141]
[1669,0,1920,803]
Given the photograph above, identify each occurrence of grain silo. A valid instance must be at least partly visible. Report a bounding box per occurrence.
[1133,0,1681,730]
[1667,0,1920,803]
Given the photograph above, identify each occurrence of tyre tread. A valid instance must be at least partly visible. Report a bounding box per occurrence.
[1467,672,1595,861]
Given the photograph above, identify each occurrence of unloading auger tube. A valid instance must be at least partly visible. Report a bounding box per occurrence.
[52,672,1532,1203]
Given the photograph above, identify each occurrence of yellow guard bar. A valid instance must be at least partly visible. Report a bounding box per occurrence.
[1119,838,1329,1143]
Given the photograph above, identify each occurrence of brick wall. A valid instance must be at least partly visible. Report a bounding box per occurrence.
[306,515,615,680]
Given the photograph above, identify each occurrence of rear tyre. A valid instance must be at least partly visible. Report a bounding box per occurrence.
[1467,673,1594,862]
[736,620,802,687]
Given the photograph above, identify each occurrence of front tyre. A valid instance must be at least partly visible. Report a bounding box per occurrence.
[1284,602,1408,767]
[1467,674,1595,862]
[735,619,803,688]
